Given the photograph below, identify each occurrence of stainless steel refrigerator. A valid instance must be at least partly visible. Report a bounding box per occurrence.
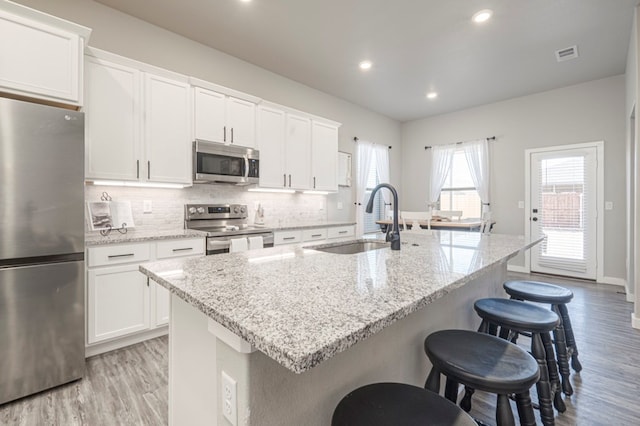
[0,97,85,405]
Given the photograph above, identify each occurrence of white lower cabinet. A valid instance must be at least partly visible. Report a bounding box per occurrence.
[87,264,150,344]
[86,237,204,356]
[274,225,355,246]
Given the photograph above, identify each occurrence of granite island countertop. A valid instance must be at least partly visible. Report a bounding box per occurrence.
[139,231,542,373]
[85,228,206,246]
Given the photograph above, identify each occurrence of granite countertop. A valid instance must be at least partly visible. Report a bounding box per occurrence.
[267,221,356,231]
[139,231,541,373]
[85,229,206,246]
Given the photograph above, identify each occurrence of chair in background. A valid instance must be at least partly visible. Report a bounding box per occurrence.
[400,211,432,231]
[481,211,493,234]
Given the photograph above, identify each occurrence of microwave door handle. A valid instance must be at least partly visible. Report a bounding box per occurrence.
[244,155,250,179]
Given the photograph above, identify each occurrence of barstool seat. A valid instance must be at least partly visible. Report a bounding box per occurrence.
[425,330,540,426]
[504,280,582,374]
[504,280,573,304]
[474,298,559,333]
[332,382,478,426]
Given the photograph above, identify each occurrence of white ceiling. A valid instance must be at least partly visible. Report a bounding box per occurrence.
[94,0,637,122]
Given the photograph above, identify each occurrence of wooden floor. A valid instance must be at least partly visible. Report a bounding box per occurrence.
[0,272,638,425]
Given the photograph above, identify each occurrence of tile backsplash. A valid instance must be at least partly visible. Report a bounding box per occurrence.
[85,184,328,231]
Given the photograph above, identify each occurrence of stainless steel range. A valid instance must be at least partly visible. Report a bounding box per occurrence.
[185,204,274,255]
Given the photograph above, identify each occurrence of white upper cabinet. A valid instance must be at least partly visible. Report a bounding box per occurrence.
[191,79,258,149]
[311,121,339,191]
[84,49,191,185]
[285,113,312,190]
[257,101,341,192]
[257,104,286,188]
[144,73,191,184]
[0,2,91,107]
[85,56,141,180]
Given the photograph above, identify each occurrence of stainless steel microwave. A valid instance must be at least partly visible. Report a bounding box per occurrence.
[193,141,259,185]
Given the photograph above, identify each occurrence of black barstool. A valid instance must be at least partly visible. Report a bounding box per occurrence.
[469,298,564,425]
[504,280,581,390]
[424,330,540,426]
[332,382,478,426]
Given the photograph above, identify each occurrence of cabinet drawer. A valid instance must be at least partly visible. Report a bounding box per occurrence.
[327,226,355,239]
[274,230,302,245]
[156,238,204,259]
[302,228,327,242]
[88,243,150,267]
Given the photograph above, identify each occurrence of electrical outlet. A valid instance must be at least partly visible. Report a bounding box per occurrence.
[143,200,152,213]
[337,201,343,210]
[518,201,525,209]
[605,201,613,210]
[221,371,237,425]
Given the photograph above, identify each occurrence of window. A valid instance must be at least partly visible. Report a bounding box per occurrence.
[439,149,481,218]
[362,156,385,233]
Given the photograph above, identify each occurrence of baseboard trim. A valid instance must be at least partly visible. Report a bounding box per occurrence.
[600,276,627,287]
[632,313,640,330]
[507,265,528,273]
[85,326,168,358]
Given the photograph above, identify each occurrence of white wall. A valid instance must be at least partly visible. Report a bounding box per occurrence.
[627,7,640,326]
[14,0,402,224]
[401,75,626,281]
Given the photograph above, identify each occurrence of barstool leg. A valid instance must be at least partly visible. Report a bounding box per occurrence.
[496,394,516,426]
[541,331,566,413]
[552,305,573,396]
[460,386,474,412]
[515,391,537,426]
[444,377,459,404]
[558,303,582,372]
[425,367,441,393]
[531,333,555,426]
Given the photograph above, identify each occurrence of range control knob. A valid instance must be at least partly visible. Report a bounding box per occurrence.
[240,206,247,214]
[233,205,240,214]
[196,207,205,214]
[188,207,197,215]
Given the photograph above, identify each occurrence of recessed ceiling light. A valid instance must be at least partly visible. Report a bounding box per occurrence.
[239,0,252,3]
[472,9,493,23]
[426,92,438,100]
[359,60,373,71]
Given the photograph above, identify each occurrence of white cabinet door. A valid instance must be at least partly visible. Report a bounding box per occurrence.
[285,113,312,190]
[257,105,287,188]
[87,264,150,344]
[144,73,192,184]
[0,8,83,105]
[193,87,226,144]
[85,57,141,181]
[227,97,256,148]
[153,282,170,327]
[311,121,339,191]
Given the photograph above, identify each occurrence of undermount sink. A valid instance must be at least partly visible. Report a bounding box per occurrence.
[307,240,389,255]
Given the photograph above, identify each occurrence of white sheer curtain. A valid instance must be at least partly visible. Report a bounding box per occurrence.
[356,141,375,236]
[373,144,390,219]
[429,144,456,210]
[463,139,491,214]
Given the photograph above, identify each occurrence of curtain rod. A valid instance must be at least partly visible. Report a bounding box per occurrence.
[424,136,495,150]
[353,136,392,149]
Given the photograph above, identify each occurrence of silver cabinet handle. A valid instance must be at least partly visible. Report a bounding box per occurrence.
[283,173,286,187]
[172,247,193,252]
[231,127,234,143]
[313,177,316,188]
[108,253,135,259]
[311,234,322,238]
[136,160,140,178]
[338,231,348,234]
[223,126,226,142]
[283,237,296,241]
[288,174,291,187]
[147,161,150,179]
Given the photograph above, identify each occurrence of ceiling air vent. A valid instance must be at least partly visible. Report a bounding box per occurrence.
[555,45,579,62]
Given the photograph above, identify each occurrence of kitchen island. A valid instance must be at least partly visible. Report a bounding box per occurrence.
[140,231,541,425]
